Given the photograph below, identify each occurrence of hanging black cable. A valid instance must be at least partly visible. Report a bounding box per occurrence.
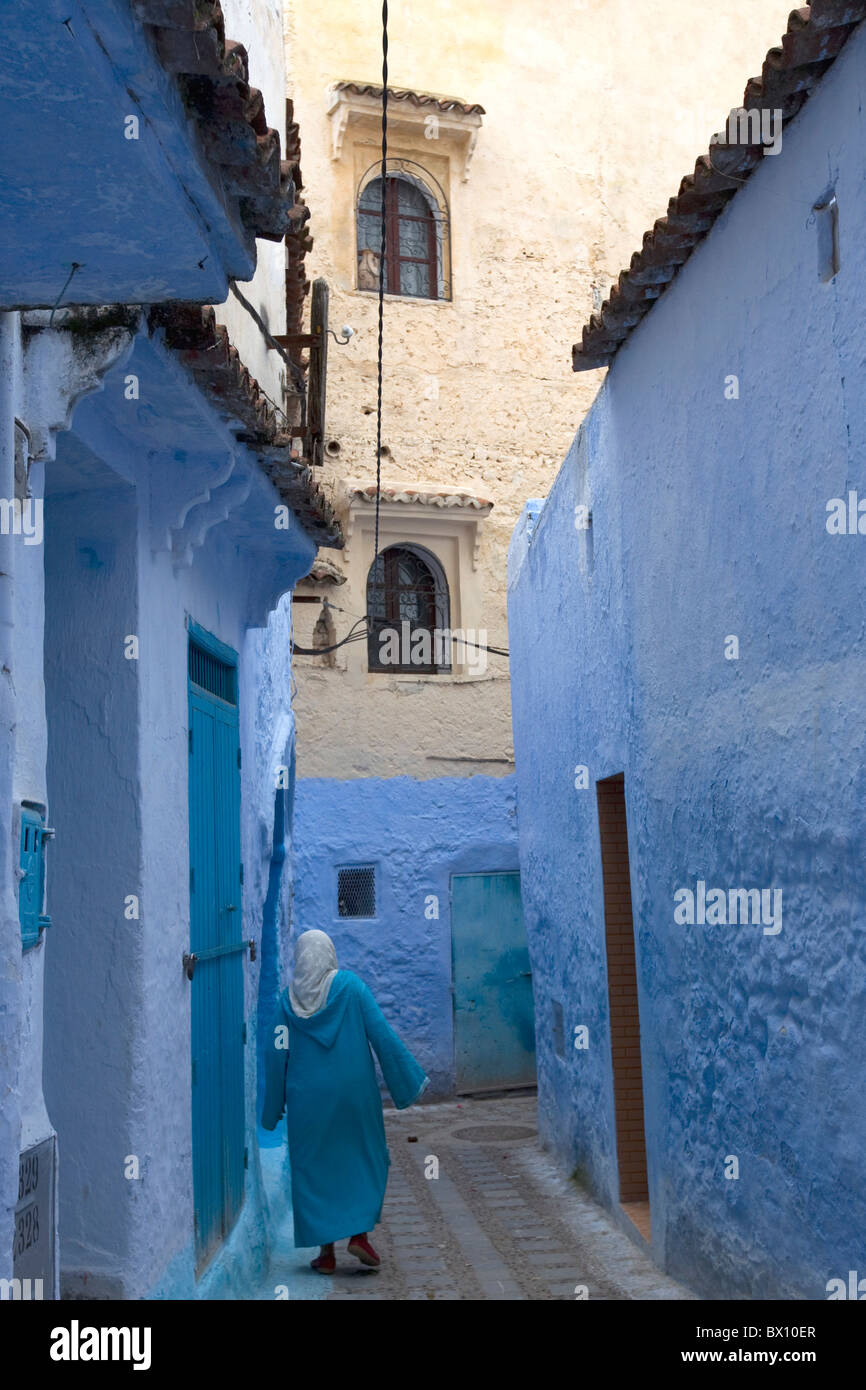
[374,2,388,564]
[296,5,509,665]
[292,615,370,657]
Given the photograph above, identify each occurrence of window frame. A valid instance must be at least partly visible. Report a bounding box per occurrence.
[366,542,451,675]
[356,159,451,302]
[336,863,378,920]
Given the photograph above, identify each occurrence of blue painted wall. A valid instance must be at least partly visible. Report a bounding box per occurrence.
[292,774,520,1097]
[41,335,314,1299]
[0,0,257,307]
[507,27,866,1300]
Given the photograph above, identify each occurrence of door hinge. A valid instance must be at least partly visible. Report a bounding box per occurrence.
[243,1146,248,1170]
[239,862,244,886]
[237,746,242,770]
[242,1022,247,1045]
[188,728,193,754]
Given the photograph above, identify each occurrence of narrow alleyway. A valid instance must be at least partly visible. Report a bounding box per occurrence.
[256,1095,694,1301]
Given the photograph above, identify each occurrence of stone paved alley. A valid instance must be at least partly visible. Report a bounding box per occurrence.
[257,1095,694,1301]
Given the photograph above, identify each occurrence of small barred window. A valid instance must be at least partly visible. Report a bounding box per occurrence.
[337,865,376,918]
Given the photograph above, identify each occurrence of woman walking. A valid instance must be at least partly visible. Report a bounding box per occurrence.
[262,929,428,1273]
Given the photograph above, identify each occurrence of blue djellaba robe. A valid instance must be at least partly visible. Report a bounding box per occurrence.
[262,969,428,1247]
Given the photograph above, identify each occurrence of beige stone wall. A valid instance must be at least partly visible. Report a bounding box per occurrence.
[284,0,787,780]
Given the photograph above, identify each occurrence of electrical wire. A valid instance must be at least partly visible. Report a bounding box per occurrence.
[49,262,82,327]
[293,613,509,659]
[293,6,510,666]
[228,279,307,431]
[451,636,510,657]
[374,3,388,564]
[292,615,370,656]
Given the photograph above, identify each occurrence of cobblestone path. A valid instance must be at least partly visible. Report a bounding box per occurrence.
[306,1094,694,1302]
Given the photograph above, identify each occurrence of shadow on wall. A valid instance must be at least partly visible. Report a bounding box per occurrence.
[257,744,295,1148]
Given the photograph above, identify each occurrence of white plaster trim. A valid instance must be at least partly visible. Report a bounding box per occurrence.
[343,490,488,572]
[20,317,136,463]
[326,87,483,180]
[346,482,492,511]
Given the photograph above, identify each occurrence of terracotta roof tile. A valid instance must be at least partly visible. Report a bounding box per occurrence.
[132,0,296,243]
[331,81,485,117]
[348,484,493,510]
[149,304,342,545]
[573,2,866,371]
[299,557,347,586]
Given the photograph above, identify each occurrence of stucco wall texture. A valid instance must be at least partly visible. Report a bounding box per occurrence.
[507,26,866,1300]
[293,774,519,1096]
[284,0,787,782]
[41,350,312,1297]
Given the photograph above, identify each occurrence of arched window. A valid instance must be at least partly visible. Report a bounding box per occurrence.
[357,173,443,300]
[367,545,450,673]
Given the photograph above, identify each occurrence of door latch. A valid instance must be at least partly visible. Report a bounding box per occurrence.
[183,938,256,980]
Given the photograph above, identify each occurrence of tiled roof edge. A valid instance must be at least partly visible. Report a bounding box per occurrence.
[148,303,343,546]
[284,97,313,337]
[348,483,493,510]
[573,2,866,372]
[132,0,299,243]
[331,81,485,117]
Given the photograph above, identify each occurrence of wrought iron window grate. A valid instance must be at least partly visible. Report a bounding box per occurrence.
[356,158,451,302]
[337,865,376,918]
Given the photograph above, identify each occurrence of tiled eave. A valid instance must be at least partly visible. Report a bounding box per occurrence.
[284,97,313,337]
[573,1,866,372]
[149,303,342,546]
[132,0,298,242]
[327,82,484,175]
[297,558,347,587]
[329,81,485,118]
[347,484,493,513]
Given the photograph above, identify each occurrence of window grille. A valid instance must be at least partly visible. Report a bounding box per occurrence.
[189,640,237,705]
[337,865,376,919]
[366,544,451,674]
[356,162,449,301]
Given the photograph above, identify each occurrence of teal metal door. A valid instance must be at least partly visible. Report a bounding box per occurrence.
[188,628,245,1270]
[451,872,536,1092]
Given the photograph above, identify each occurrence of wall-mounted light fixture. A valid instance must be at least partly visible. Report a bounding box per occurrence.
[328,324,354,345]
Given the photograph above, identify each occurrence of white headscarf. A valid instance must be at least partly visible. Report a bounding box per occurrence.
[289,930,338,1018]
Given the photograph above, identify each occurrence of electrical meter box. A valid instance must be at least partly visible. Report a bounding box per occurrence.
[18,803,52,948]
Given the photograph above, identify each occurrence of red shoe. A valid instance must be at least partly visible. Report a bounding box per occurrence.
[310,1249,336,1275]
[347,1234,380,1268]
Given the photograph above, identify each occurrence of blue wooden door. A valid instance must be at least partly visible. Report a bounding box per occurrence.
[188,632,244,1270]
[451,872,536,1091]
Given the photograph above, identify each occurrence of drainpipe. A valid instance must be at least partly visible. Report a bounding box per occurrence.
[0,310,20,1281]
